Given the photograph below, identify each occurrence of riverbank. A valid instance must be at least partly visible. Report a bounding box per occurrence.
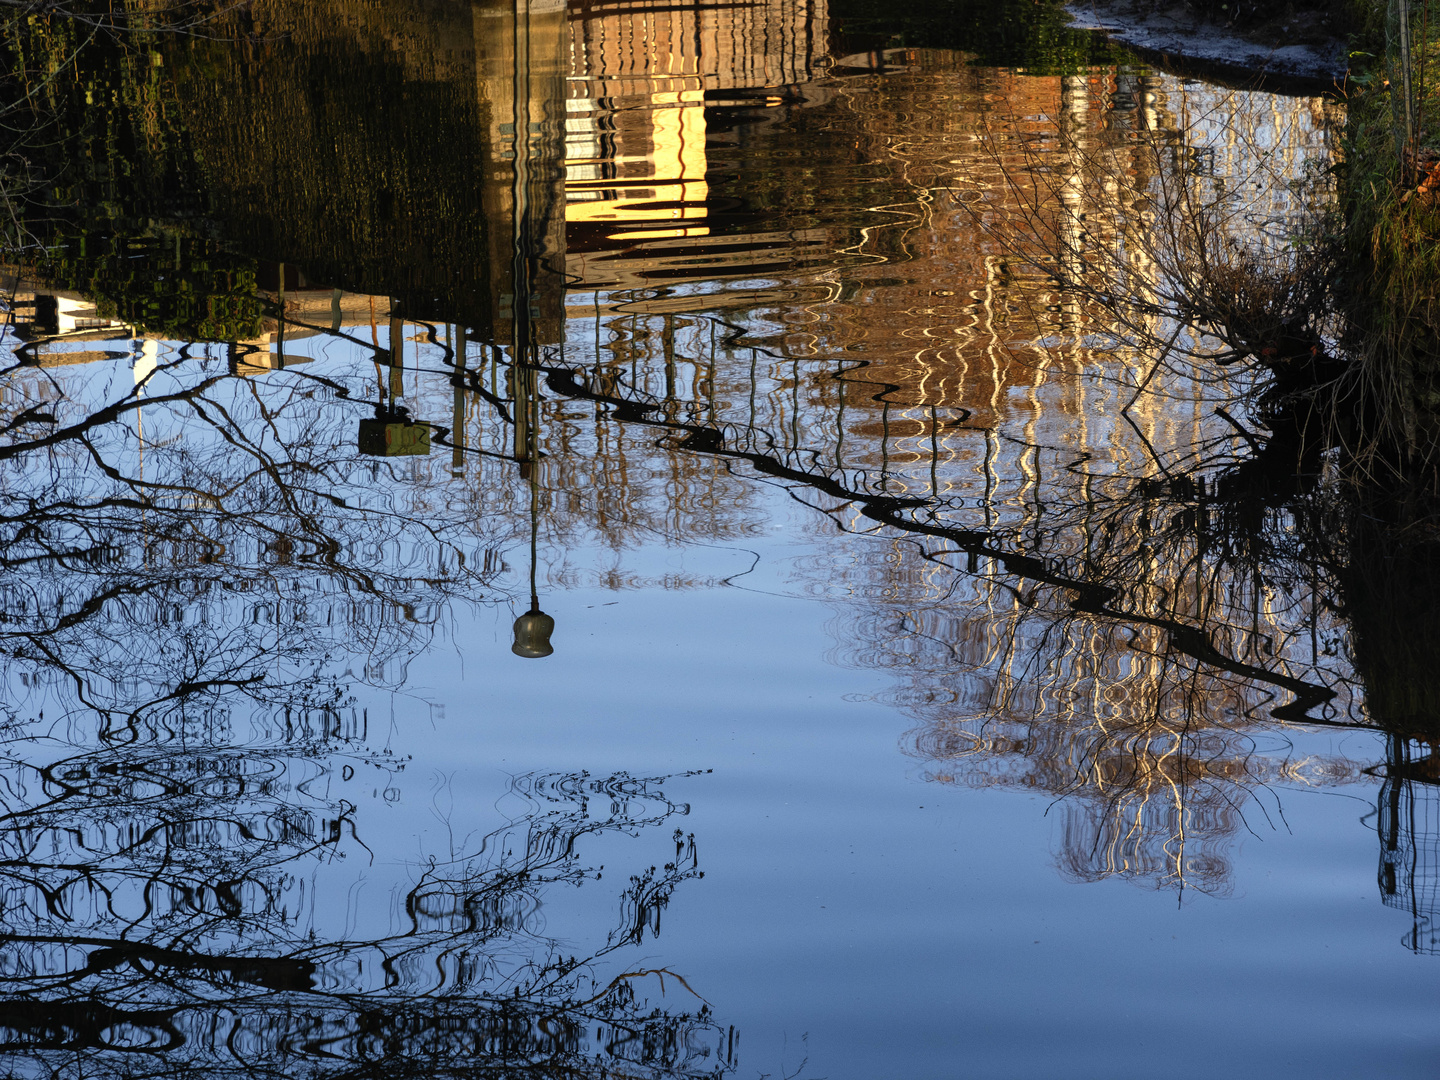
[1332,1,1440,471]
[1065,0,1349,84]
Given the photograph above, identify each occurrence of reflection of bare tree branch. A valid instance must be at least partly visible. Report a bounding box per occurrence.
[0,753,728,1080]
[0,318,733,1074]
[536,355,1343,718]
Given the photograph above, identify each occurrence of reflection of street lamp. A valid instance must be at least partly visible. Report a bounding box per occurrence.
[511,453,554,658]
[511,606,554,658]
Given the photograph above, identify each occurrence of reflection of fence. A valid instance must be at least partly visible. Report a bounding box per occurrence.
[1378,738,1440,953]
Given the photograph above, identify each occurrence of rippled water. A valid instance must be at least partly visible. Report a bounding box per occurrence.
[1,1,1436,1076]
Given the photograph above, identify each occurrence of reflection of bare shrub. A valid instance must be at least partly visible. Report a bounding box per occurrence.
[0,352,518,735]
[970,72,1342,447]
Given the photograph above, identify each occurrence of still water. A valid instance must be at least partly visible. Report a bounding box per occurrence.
[1,1,1436,1076]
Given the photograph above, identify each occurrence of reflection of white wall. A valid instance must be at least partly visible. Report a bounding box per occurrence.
[55,296,126,335]
[133,339,160,389]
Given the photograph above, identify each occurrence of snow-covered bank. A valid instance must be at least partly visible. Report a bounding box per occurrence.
[1065,1,1347,85]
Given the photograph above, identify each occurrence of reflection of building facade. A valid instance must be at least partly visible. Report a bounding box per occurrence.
[549,52,1352,896]
[564,0,834,291]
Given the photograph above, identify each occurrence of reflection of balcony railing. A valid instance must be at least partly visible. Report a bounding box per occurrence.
[1379,741,1440,954]
[561,0,833,290]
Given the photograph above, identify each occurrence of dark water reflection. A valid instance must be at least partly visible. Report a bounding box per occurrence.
[2,0,1439,1075]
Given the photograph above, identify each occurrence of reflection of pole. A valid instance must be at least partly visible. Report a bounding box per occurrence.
[508,0,552,659]
[664,313,676,412]
[514,362,538,467]
[276,262,286,370]
[134,339,159,564]
[389,302,404,403]
[511,465,555,658]
[528,473,540,611]
[511,0,535,466]
[453,322,468,475]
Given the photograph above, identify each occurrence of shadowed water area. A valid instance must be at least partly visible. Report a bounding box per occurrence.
[0,0,1438,1076]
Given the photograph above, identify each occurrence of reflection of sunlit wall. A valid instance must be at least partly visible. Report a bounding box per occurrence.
[565,88,710,241]
[563,0,830,282]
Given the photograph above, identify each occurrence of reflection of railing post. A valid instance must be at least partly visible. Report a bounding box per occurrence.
[880,399,890,492]
[664,313,676,416]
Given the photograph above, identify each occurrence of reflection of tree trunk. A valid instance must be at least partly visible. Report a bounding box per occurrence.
[1346,497,1440,733]
[1376,732,1440,953]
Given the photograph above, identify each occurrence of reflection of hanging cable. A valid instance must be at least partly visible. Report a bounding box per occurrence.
[528,464,540,612]
[511,462,555,657]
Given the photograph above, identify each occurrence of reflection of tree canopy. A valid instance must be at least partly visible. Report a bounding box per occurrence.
[0,0,1405,932]
[0,346,514,723]
[0,340,728,1077]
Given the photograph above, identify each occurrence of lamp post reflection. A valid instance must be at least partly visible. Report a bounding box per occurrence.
[511,419,555,658]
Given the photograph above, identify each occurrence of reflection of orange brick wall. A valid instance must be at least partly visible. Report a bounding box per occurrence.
[564,0,833,283]
[567,0,828,96]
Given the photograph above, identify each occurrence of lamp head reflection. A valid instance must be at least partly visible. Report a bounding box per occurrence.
[511,607,555,658]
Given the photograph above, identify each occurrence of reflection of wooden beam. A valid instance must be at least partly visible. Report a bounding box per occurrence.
[564,227,835,295]
[564,282,834,319]
[227,345,313,377]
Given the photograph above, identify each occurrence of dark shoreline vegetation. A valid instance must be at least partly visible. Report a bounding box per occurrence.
[3,0,1440,1073]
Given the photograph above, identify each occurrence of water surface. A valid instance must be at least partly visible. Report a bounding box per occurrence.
[1,2,1435,1077]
